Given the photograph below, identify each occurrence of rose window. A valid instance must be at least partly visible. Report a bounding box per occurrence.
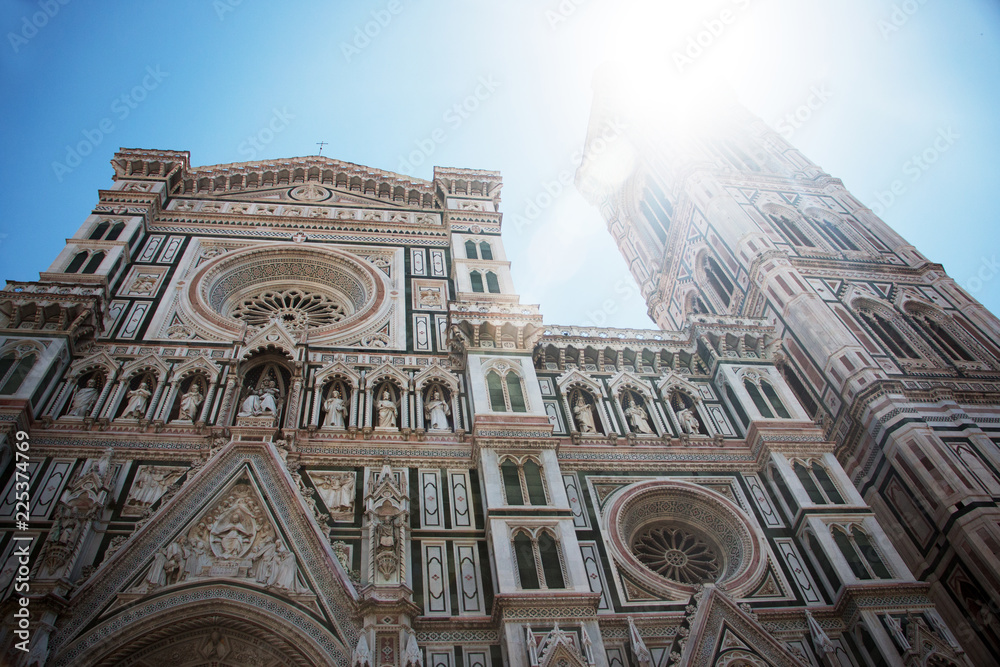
[230,289,347,330]
[632,525,720,584]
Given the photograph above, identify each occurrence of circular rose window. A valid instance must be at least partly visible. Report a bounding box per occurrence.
[603,479,767,600]
[183,244,388,342]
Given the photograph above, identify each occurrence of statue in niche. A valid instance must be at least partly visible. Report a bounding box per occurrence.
[424,388,450,430]
[624,396,654,434]
[122,381,152,419]
[677,406,701,435]
[572,394,597,433]
[376,389,398,428]
[178,382,204,421]
[238,378,281,418]
[323,388,348,428]
[68,377,100,417]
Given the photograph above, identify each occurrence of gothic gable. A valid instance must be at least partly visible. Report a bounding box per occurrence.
[49,441,359,666]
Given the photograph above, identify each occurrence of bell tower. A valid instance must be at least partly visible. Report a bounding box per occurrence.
[576,74,1000,665]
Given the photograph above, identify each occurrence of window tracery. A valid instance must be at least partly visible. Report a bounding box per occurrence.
[0,345,38,395]
[512,527,566,590]
[831,524,891,580]
[500,456,547,506]
[485,362,527,413]
[230,288,348,331]
[792,459,845,505]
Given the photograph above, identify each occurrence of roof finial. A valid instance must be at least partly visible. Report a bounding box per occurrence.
[316,141,328,156]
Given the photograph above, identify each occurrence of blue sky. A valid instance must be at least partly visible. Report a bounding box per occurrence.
[1,1,998,330]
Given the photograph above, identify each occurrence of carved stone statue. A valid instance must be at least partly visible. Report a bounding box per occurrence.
[677,407,701,435]
[124,465,186,515]
[68,378,99,417]
[211,510,255,558]
[122,381,152,419]
[162,537,186,586]
[178,383,204,421]
[424,388,450,430]
[624,397,653,434]
[376,390,397,428]
[184,535,212,579]
[573,394,597,433]
[239,380,280,418]
[323,388,348,428]
[312,472,355,516]
[268,543,305,593]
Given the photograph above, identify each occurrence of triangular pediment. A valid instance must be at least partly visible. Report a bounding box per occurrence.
[678,586,806,667]
[50,441,359,666]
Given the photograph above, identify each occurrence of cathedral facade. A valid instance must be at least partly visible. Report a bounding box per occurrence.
[0,91,990,666]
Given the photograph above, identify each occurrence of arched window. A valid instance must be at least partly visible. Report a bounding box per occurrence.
[832,525,891,580]
[793,461,845,504]
[769,465,798,516]
[500,457,547,506]
[501,459,525,505]
[66,251,89,273]
[780,364,818,419]
[479,241,493,260]
[487,366,527,413]
[486,371,506,411]
[909,311,973,362]
[523,459,546,505]
[857,308,919,359]
[89,221,110,240]
[744,379,773,418]
[485,271,500,293]
[465,240,478,259]
[106,221,126,241]
[703,256,734,308]
[0,351,36,395]
[513,531,539,589]
[537,532,565,589]
[760,381,790,418]
[726,385,750,428]
[82,251,105,274]
[768,212,814,247]
[470,270,484,293]
[858,623,891,667]
[812,217,859,251]
[808,532,841,594]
